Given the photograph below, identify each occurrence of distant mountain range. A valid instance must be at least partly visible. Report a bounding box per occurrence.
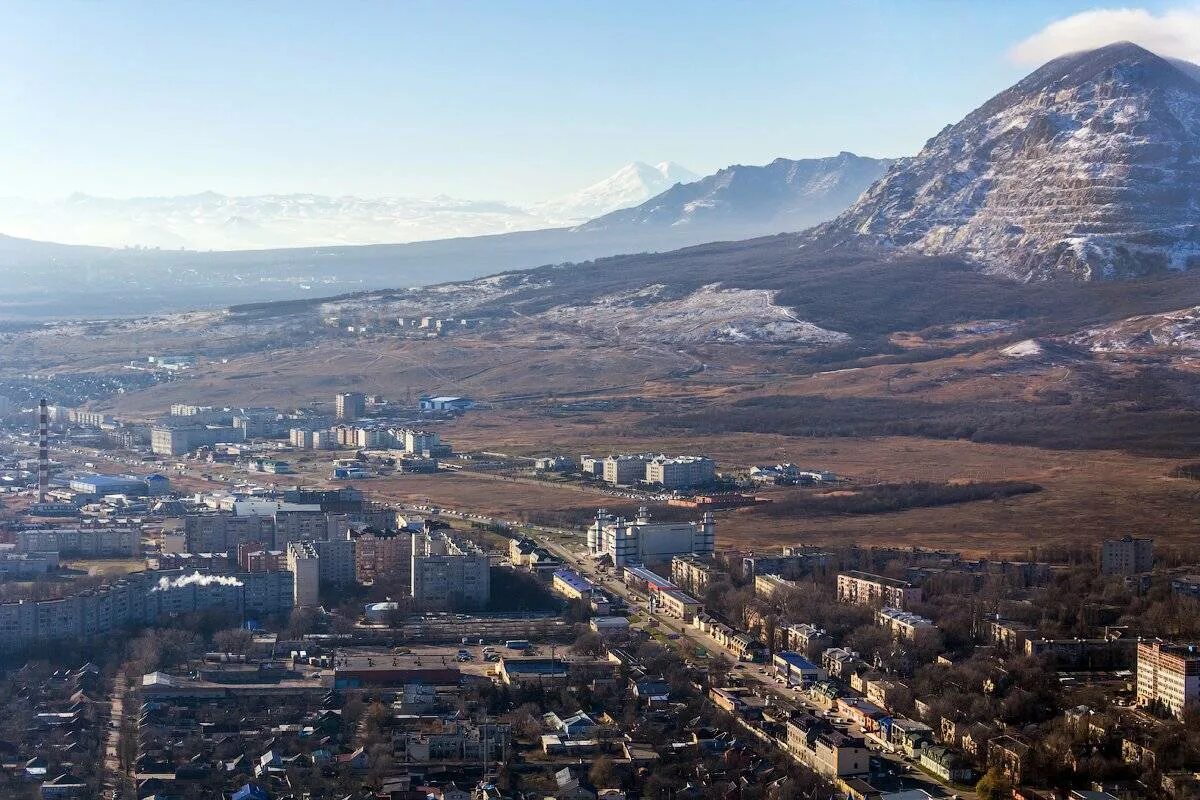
[0,161,698,251]
[581,152,892,239]
[820,42,1200,280]
[0,153,889,318]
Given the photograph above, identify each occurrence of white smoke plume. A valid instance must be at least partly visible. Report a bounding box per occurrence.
[152,572,245,591]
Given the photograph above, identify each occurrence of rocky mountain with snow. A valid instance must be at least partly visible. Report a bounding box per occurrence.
[820,42,1200,281]
[580,152,892,238]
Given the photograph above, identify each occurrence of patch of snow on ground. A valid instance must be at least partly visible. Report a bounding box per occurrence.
[1001,339,1044,357]
[542,283,850,345]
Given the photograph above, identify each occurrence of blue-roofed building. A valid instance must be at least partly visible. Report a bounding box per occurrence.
[773,650,828,687]
[143,473,171,496]
[231,783,270,800]
[68,473,148,498]
[551,569,598,600]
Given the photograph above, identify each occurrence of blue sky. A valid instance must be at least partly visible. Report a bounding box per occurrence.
[0,1,1185,202]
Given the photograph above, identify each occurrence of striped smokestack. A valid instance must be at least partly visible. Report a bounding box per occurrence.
[38,398,48,503]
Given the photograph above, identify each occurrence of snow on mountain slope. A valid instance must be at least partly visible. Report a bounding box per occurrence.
[1070,306,1200,353]
[539,283,850,345]
[534,161,698,223]
[820,42,1200,281]
[580,153,892,236]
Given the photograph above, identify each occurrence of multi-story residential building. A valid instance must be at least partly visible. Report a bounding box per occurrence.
[741,550,833,580]
[290,428,334,450]
[587,508,715,567]
[670,554,727,596]
[393,719,511,764]
[754,573,797,601]
[985,617,1037,651]
[183,514,275,557]
[783,623,833,657]
[314,536,356,586]
[403,429,445,455]
[0,569,293,649]
[352,529,411,585]
[644,455,716,489]
[876,606,936,639]
[287,542,321,607]
[784,718,869,778]
[0,551,59,576]
[273,509,341,549]
[656,588,702,622]
[150,422,244,456]
[602,454,653,486]
[410,531,490,610]
[836,571,923,609]
[1137,640,1200,718]
[18,527,141,558]
[335,392,366,421]
[1101,536,1154,575]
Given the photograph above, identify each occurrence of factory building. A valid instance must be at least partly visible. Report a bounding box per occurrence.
[587,508,716,567]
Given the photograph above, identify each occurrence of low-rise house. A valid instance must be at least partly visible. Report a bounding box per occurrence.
[886,717,933,756]
[920,746,973,783]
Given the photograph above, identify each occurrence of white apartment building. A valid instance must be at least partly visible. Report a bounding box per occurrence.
[286,541,321,607]
[602,454,652,486]
[1137,640,1200,718]
[645,455,716,489]
[587,508,716,567]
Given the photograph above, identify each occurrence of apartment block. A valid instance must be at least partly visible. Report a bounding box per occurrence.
[183,514,274,557]
[1137,640,1200,718]
[783,623,833,657]
[287,542,321,607]
[1101,536,1154,575]
[602,454,652,486]
[17,527,141,558]
[836,571,923,609]
[335,392,366,421]
[644,455,716,489]
[670,554,727,596]
[314,537,357,587]
[410,531,490,610]
[876,607,936,639]
[754,573,797,601]
[353,529,411,585]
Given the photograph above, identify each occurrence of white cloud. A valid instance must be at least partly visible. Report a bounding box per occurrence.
[1010,7,1200,66]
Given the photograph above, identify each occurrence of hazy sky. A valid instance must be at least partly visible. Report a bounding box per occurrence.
[0,1,1190,203]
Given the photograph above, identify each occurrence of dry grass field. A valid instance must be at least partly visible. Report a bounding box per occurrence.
[8,310,1200,558]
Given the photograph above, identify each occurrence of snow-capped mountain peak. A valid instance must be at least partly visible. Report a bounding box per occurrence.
[534,161,700,224]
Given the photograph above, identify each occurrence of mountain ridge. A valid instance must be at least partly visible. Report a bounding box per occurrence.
[819,41,1200,280]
